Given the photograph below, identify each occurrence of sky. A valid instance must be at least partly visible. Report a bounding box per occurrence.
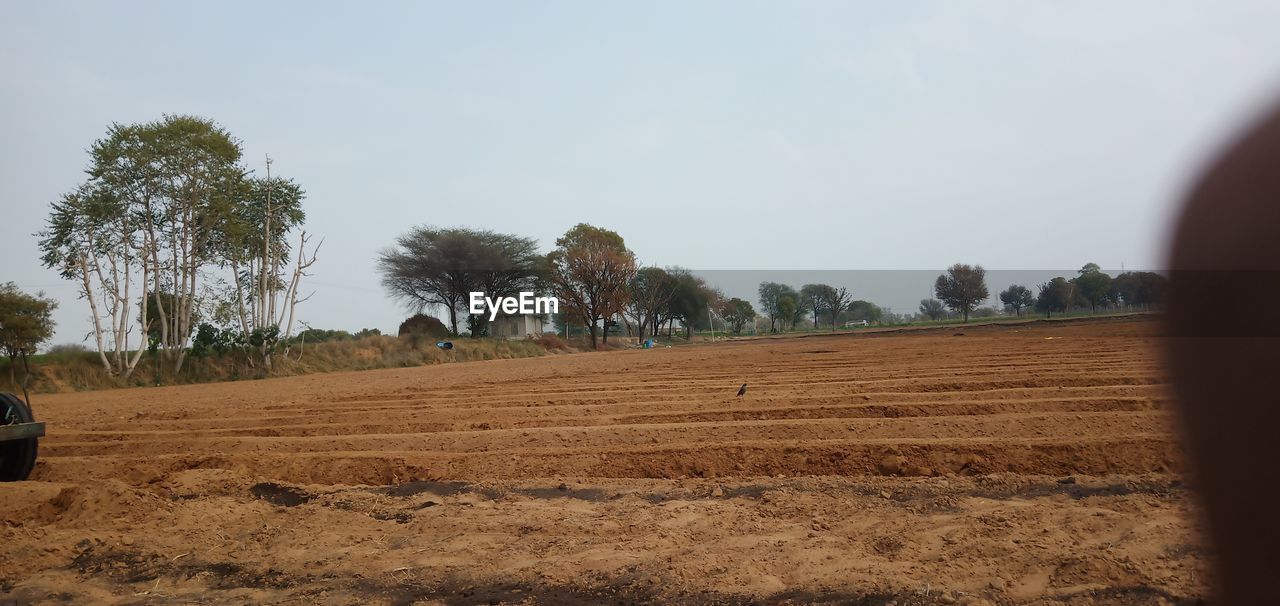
[4,1,1280,343]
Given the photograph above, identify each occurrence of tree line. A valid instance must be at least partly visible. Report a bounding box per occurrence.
[378,224,738,349]
[377,220,1172,349]
[917,263,1168,321]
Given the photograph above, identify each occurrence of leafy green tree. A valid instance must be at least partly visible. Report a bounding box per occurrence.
[1112,271,1168,309]
[546,224,637,349]
[216,166,318,369]
[919,298,945,321]
[40,116,312,376]
[0,283,58,385]
[1035,278,1074,317]
[934,264,989,322]
[1071,263,1113,313]
[776,294,798,331]
[758,282,798,333]
[719,298,756,335]
[845,300,883,324]
[999,284,1034,316]
[666,270,716,339]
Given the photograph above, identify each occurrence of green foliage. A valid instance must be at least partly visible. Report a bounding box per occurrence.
[918,298,945,320]
[934,264,989,322]
[0,284,57,354]
[776,294,797,330]
[290,327,354,344]
[0,283,58,382]
[845,300,882,323]
[999,284,1035,316]
[1035,277,1075,317]
[40,114,314,376]
[666,269,718,336]
[758,282,799,332]
[971,307,998,318]
[190,322,247,357]
[798,284,830,329]
[1071,263,1113,312]
[1111,271,1167,308]
[719,298,756,335]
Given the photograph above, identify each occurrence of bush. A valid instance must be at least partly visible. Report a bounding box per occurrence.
[398,314,449,338]
[45,343,90,355]
[535,333,571,352]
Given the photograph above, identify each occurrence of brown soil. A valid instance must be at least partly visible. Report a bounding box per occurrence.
[0,317,1210,604]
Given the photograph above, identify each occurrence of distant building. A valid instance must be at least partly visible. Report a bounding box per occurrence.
[489,314,545,340]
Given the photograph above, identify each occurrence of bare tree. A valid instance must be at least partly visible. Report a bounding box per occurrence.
[625,267,677,341]
[820,286,851,331]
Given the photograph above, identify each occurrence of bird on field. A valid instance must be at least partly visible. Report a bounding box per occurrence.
[736,383,747,397]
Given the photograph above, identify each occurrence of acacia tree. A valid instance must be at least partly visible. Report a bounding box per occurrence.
[378,227,541,336]
[820,286,851,331]
[547,224,637,349]
[0,284,57,385]
[934,263,989,322]
[999,284,1034,316]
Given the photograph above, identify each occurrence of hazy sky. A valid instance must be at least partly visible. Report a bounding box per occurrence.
[4,2,1280,342]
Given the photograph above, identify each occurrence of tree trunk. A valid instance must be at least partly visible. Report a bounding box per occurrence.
[588,322,599,349]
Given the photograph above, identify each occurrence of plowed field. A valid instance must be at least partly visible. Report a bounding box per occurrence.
[0,317,1208,605]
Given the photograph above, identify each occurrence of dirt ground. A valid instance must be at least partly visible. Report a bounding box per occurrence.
[0,317,1210,605]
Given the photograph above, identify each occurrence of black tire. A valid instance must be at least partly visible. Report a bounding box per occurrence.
[0,393,38,482]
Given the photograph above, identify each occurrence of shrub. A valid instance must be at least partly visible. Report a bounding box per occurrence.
[398,314,450,338]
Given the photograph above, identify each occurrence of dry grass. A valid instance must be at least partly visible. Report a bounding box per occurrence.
[0,335,548,394]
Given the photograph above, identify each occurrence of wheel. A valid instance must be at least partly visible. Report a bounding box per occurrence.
[0,393,38,481]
